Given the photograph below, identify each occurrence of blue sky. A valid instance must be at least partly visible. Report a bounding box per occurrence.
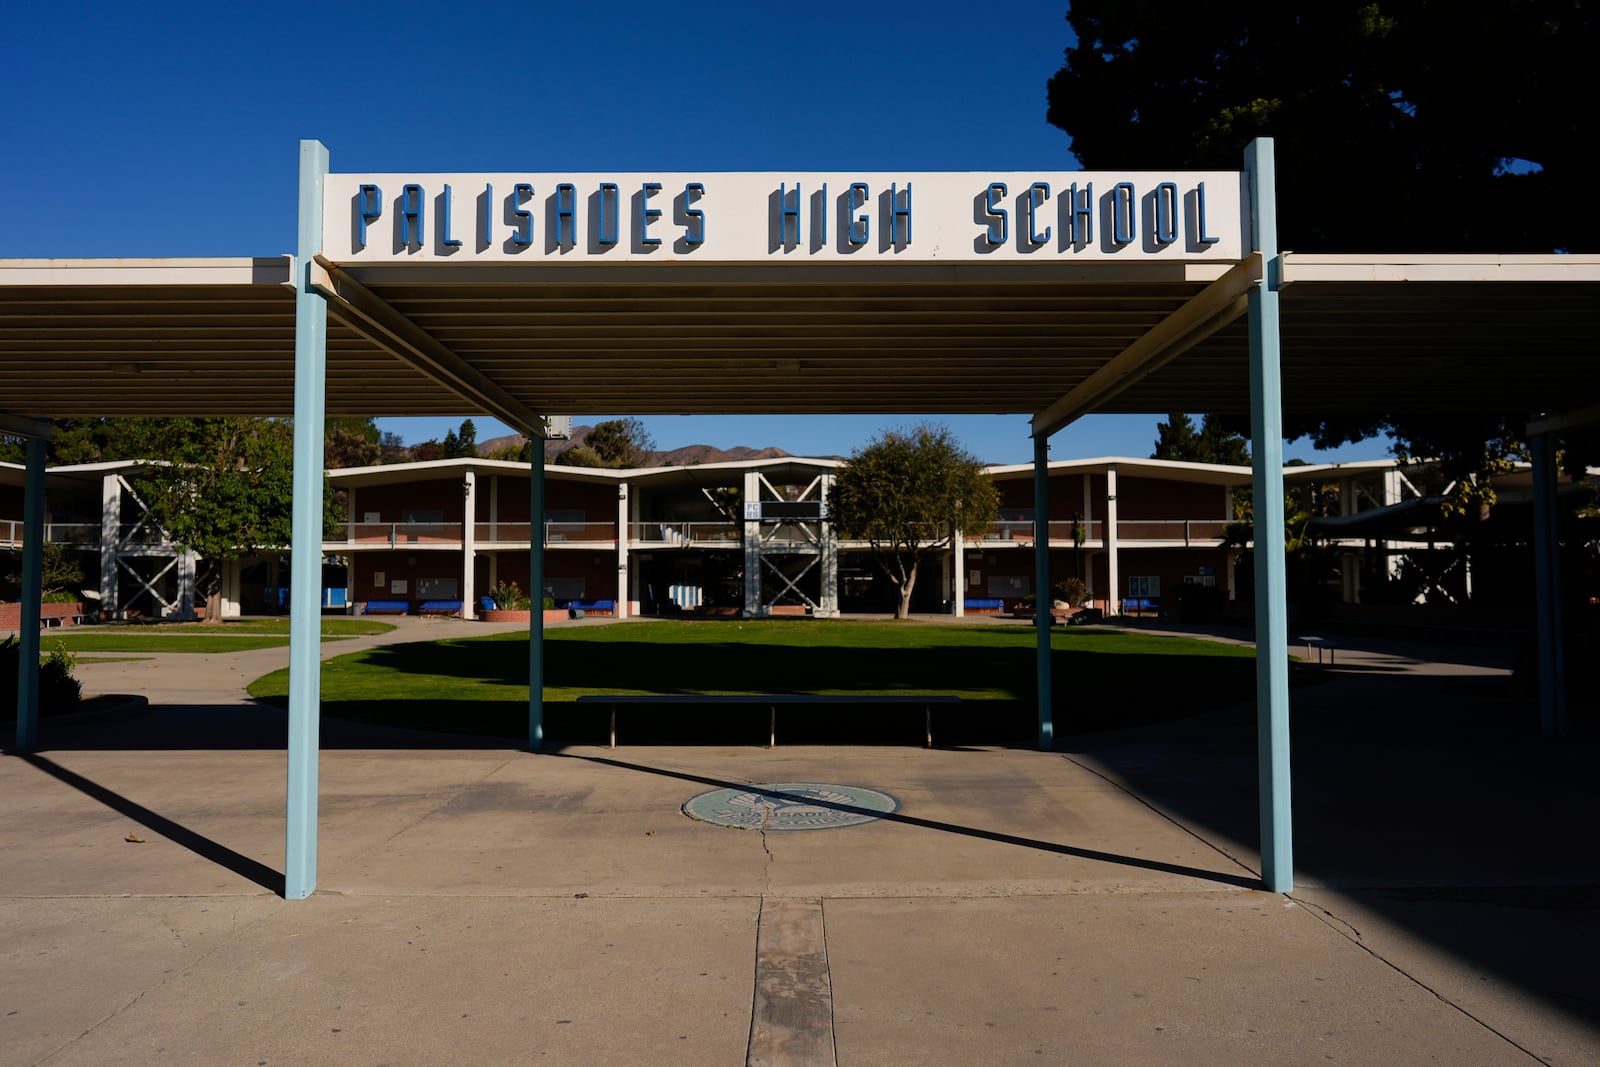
[5,1,1389,467]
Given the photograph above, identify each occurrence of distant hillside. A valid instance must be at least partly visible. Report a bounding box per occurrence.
[476,427,801,467]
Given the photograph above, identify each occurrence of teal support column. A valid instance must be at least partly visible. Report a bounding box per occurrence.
[1530,433,1567,736]
[285,139,329,901]
[528,455,545,749]
[1033,434,1054,749]
[14,438,46,753]
[1245,137,1292,893]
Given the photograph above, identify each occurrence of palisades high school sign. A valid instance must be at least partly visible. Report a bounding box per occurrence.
[323,172,1246,263]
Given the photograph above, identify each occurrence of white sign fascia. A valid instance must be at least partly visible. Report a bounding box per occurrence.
[322,171,1246,264]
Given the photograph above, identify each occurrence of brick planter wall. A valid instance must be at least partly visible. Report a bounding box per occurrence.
[480,608,530,623]
[479,608,570,624]
[0,601,88,630]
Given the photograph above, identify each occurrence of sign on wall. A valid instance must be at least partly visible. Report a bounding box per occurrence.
[322,172,1246,264]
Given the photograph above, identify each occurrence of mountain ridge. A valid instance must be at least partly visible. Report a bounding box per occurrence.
[477,427,831,467]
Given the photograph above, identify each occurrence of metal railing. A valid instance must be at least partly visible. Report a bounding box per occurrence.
[0,521,155,547]
[631,521,742,546]
[10,515,1236,552]
[327,520,620,546]
[1112,520,1231,543]
[974,519,1228,545]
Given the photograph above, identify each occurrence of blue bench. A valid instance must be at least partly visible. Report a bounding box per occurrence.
[419,600,463,616]
[964,598,1004,614]
[363,600,409,615]
[1121,596,1160,615]
[569,599,616,616]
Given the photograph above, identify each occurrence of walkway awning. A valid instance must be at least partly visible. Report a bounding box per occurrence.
[3,253,1596,426]
[5,143,1595,904]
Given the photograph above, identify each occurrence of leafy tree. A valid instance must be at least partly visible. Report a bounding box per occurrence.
[831,423,1000,619]
[437,418,480,460]
[1151,413,1203,462]
[0,417,122,465]
[116,417,303,623]
[378,430,411,464]
[1152,413,1252,473]
[6,542,86,599]
[1050,2,1599,498]
[325,418,381,469]
[585,418,655,468]
[554,446,609,468]
[1048,1,1598,254]
[486,439,535,462]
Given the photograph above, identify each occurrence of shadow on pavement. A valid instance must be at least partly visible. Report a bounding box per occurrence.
[18,752,285,895]
[560,751,1261,891]
[1066,665,1600,1032]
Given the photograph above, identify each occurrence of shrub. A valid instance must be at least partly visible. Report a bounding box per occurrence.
[487,580,531,610]
[1051,577,1090,607]
[0,637,83,716]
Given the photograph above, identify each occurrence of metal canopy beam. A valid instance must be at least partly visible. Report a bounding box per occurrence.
[0,416,52,440]
[6,254,1595,421]
[1030,255,1261,439]
[310,256,547,440]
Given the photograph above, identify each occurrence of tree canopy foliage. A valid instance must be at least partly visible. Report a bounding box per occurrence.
[585,418,656,468]
[116,417,307,620]
[831,424,999,619]
[438,418,479,459]
[325,417,381,469]
[1049,1,1597,254]
[553,418,655,468]
[1050,2,1600,482]
[1151,413,1251,466]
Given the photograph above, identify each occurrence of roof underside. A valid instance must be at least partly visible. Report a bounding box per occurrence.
[3,256,1597,429]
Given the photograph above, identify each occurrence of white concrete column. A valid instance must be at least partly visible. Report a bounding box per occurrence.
[616,480,630,619]
[462,469,476,619]
[177,549,196,620]
[1083,473,1096,605]
[628,479,643,613]
[99,472,119,619]
[1381,467,1402,581]
[1105,464,1120,615]
[817,473,839,617]
[952,528,965,617]
[222,559,243,618]
[743,471,763,617]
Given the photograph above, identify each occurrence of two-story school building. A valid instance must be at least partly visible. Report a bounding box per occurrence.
[5,453,1255,622]
[11,452,1592,625]
[317,454,1258,620]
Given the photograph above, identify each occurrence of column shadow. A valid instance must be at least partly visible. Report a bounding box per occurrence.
[18,753,285,895]
[557,751,1261,890]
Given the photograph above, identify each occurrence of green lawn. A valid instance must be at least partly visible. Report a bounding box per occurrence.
[127,618,395,636]
[249,619,1265,742]
[41,618,390,654]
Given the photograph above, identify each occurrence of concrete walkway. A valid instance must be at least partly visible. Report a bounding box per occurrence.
[2,618,1596,1064]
